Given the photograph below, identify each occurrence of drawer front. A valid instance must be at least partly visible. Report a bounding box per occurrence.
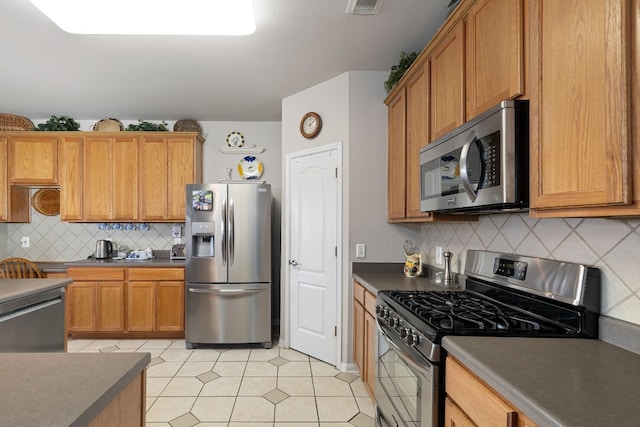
[128,267,184,281]
[446,356,517,427]
[67,267,125,281]
[354,280,365,304]
[364,290,377,315]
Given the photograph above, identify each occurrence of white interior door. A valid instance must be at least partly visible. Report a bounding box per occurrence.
[287,145,339,365]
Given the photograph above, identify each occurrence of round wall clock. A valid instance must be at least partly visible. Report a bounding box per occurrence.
[300,112,322,139]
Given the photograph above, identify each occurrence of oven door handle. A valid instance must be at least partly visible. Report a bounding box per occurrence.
[377,322,432,378]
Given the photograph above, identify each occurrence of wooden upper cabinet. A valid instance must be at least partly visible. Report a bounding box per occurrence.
[8,135,58,184]
[405,63,431,220]
[139,134,203,221]
[168,137,201,220]
[59,137,83,221]
[465,0,525,120]
[386,89,407,221]
[529,0,636,216]
[139,137,169,221]
[430,22,465,141]
[83,136,138,221]
[0,138,8,221]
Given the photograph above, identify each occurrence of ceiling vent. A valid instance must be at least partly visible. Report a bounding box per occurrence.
[346,0,385,15]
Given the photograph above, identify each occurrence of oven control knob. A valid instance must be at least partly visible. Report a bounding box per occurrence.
[400,327,410,340]
[390,317,399,327]
[382,308,389,319]
[410,333,419,347]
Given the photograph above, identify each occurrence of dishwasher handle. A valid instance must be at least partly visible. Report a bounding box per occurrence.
[0,298,62,323]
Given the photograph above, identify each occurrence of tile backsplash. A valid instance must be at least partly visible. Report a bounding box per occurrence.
[7,198,181,261]
[418,214,640,326]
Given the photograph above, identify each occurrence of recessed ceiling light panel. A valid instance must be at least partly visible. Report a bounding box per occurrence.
[29,0,256,35]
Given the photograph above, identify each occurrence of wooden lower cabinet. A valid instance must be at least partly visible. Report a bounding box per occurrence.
[128,268,184,334]
[353,280,377,398]
[67,268,126,333]
[445,356,538,427]
[67,267,184,338]
[88,370,146,427]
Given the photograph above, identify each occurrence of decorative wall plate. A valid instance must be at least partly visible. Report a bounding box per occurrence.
[31,188,60,216]
[238,156,263,179]
[227,131,245,147]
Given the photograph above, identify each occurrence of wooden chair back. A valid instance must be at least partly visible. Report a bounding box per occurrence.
[0,257,43,279]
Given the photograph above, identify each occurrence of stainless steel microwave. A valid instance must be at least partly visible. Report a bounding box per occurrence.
[419,100,529,213]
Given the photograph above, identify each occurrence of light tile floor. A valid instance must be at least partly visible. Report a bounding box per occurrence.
[67,338,375,427]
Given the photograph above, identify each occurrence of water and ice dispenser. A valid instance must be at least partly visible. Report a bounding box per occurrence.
[190,222,215,257]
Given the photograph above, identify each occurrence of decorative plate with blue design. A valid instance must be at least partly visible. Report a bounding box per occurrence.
[238,156,263,179]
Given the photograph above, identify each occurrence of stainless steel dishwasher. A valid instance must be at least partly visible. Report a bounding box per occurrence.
[0,286,66,352]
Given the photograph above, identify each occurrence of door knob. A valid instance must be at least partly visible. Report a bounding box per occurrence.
[288,260,298,266]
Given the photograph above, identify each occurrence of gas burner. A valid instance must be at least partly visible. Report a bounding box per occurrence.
[386,290,557,334]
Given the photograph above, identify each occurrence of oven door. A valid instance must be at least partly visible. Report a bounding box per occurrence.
[375,322,438,427]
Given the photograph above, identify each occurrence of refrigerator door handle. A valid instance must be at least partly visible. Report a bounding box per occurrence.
[221,196,227,266]
[229,197,235,266]
[188,288,264,295]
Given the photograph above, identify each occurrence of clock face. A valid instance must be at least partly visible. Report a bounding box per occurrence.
[300,112,321,138]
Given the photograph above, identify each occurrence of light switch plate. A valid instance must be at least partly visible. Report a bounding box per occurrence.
[436,246,443,265]
[356,243,366,259]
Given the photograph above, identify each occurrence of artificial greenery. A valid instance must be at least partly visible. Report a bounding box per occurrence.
[125,120,169,131]
[384,50,419,94]
[32,115,80,131]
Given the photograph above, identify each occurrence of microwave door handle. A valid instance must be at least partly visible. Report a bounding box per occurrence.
[459,132,478,202]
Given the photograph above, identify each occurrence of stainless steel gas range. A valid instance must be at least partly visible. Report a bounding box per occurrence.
[374,250,601,427]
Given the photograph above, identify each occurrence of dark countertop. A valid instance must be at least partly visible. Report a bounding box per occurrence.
[352,262,464,294]
[442,336,640,427]
[0,352,150,427]
[0,278,72,304]
[35,252,185,273]
[65,258,186,268]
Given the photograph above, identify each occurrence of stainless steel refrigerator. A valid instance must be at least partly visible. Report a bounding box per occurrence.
[185,182,271,349]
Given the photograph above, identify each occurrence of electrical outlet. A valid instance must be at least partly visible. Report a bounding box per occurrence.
[436,246,443,265]
[356,243,366,259]
[171,225,182,238]
[21,236,30,248]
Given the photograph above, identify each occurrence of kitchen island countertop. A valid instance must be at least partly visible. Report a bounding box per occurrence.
[443,336,640,427]
[0,352,150,426]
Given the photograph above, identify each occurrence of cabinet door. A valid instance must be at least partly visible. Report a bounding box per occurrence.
[364,309,376,397]
[0,138,7,221]
[156,281,184,331]
[83,137,112,220]
[431,22,465,141]
[387,89,407,221]
[112,137,138,220]
[529,0,632,212]
[405,63,431,220]
[59,137,83,221]
[97,282,125,332]
[353,299,365,375]
[83,136,138,220]
[8,136,58,184]
[168,137,196,220]
[139,137,169,220]
[466,0,524,119]
[444,397,476,427]
[128,281,155,332]
[68,282,96,332]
